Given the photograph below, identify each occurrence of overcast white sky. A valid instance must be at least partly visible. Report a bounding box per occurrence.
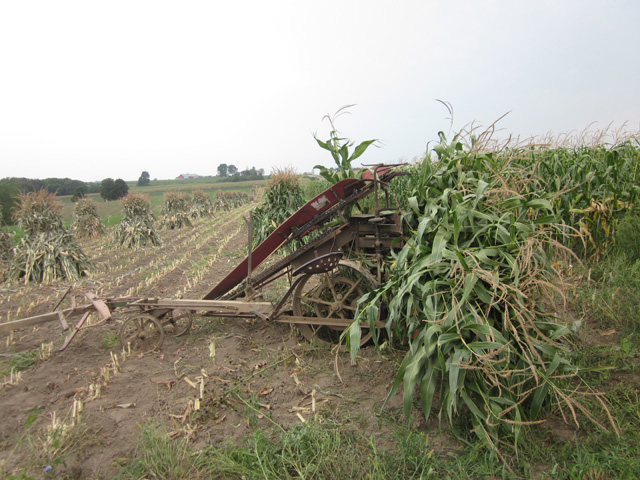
[1,0,638,182]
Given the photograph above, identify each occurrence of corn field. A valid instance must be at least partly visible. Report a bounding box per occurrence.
[0,227,13,282]
[345,132,639,454]
[512,141,640,258]
[213,191,251,211]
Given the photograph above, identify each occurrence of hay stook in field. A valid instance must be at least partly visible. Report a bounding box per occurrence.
[112,192,162,248]
[8,189,91,283]
[161,191,193,229]
[251,167,305,248]
[72,197,105,239]
[213,191,250,211]
[190,189,215,219]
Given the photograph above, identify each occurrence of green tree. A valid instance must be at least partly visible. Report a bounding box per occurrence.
[228,164,238,176]
[217,164,228,177]
[100,178,115,201]
[0,182,19,225]
[113,179,129,199]
[137,171,150,187]
[71,186,86,202]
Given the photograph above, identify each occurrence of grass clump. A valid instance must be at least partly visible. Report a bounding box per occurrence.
[614,211,640,263]
[161,192,192,229]
[113,420,439,480]
[113,423,198,480]
[72,198,104,239]
[8,189,91,283]
[112,193,161,248]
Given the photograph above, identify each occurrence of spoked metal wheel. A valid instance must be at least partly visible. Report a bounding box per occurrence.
[292,260,378,346]
[162,308,193,337]
[119,314,165,353]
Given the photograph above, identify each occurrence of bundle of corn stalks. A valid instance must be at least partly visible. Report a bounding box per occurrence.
[213,191,250,211]
[352,132,619,455]
[251,167,304,248]
[113,193,161,248]
[190,189,214,219]
[161,192,192,229]
[9,189,91,283]
[72,198,105,238]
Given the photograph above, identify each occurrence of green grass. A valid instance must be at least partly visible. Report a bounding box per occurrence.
[1,350,40,375]
[111,403,640,480]
[45,178,267,225]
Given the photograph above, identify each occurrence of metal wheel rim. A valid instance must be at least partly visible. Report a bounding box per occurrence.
[119,314,165,353]
[163,309,193,337]
[292,260,378,346]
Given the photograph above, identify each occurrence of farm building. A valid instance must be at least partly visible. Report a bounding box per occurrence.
[176,173,201,179]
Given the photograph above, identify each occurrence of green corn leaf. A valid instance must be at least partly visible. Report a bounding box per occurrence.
[403,349,428,417]
[349,139,377,162]
[430,227,448,263]
[419,360,439,423]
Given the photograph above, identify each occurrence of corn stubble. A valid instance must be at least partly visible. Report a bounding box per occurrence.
[113,193,161,248]
[9,189,91,283]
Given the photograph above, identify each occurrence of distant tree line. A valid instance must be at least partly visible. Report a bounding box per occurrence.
[0,177,101,197]
[0,177,102,225]
[216,164,265,182]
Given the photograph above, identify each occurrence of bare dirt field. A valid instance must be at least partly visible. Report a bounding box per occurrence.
[0,205,407,479]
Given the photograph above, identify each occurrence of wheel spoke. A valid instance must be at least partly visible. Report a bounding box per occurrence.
[292,260,378,346]
[119,314,165,353]
[325,273,338,300]
[344,275,365,299]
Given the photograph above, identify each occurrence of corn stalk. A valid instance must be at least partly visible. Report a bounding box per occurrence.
[251,168,304,248]
[349,133,619,453]
[313,105,377,184]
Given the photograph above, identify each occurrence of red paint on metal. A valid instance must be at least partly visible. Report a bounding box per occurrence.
[203,178,365,300]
